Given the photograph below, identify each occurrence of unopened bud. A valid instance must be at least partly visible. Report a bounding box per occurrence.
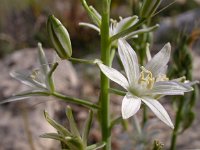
[140,0,162,18]
[47,15,72,59]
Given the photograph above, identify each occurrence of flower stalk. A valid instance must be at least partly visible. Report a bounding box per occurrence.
[100,0,111,149]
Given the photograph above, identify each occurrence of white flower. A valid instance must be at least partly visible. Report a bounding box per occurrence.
[0,43,58,104]
[79,16,139,39]
[97,39,197,129]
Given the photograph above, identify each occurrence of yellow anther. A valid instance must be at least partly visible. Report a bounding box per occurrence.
[140,66,153,78]
[138,66,155,89]
[30,69,39,80]
[156,74,169,82]
[147,77,155,89]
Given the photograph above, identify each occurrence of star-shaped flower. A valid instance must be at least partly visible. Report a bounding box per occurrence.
[97,39,197,128]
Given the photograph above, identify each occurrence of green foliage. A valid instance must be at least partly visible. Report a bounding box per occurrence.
[42,106,105,150]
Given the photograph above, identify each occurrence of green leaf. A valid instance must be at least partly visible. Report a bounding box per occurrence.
[44,111,72,136]
[86,142,106,150]
[0,90,50,105]
[37,42,50,76]
[80,0,101,26]
[47,62,59,93]
[40,133,80,149]
[65,106,81,138]
[40,133,67,144]
[82,110,93,145]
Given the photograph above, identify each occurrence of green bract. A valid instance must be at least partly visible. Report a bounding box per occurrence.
[41,107,106,150]
[140,0,162,18]
[47,15,72,59]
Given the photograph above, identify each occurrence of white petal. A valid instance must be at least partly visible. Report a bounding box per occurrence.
[118,39,140,84]
[142,98,174,129]
[149,81,193,95]
[10,71,46,89]
[97,63,129,90]
[122,93,141,119]
[185,80,199,86]
[79,22,100,32]
[159,65,168,75]
[145,43,171,77]
[115,16,139,34]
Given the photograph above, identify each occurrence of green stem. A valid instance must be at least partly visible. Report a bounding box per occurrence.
[69,57,95,65]
[51,92,99,109]
[100,0,111,149]
[109,48,116,65]
[170,97,184,150]
[108,88,126,96]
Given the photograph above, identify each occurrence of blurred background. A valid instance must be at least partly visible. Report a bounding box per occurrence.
[0,0,200,149]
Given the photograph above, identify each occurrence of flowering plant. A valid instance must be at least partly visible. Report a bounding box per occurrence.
[1,0,199,149]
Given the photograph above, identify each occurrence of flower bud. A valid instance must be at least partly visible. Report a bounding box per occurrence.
[47,15,72,59]
[140,0,161,18]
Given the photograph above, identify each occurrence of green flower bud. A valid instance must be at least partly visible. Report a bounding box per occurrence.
[140,0,161,18]
[47,15,72,59]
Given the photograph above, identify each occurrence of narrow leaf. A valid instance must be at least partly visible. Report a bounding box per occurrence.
[86,142,106,150]
[47,62,59,93]
[66,106,81,137]
[82,110,93,145]
[38,42,50,75]
[0,90,50,105]
[44,111,71,136]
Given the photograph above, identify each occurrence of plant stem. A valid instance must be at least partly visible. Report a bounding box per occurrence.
[108,88,126,96]
[51,92,99,109]
[100,0,111,149]
[170,97,184,150]
[69,57,95,64]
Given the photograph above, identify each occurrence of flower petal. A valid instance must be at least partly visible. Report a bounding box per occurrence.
[115,16,139,34]
[122,93,141,119]
[142,97,174,129]
[79,22,100,32]
[10,71,46,89]
[145,43,171,77]
[118,39,140,84]
[97,63,129,90]
[149,81,193,95]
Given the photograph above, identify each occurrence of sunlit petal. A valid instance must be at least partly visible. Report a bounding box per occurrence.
[118,39,140,84]
[149,81,193,95]
[122,93,141,119]
[145,43,171,77]
[142,97,174,129]
[115,16,139,34]
[98,63,129,90]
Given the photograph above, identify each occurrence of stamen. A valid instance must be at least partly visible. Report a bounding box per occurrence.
[30,69,39,80]
[156,74,169,82]
[138,66,155,89]
[140,66,153,78]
